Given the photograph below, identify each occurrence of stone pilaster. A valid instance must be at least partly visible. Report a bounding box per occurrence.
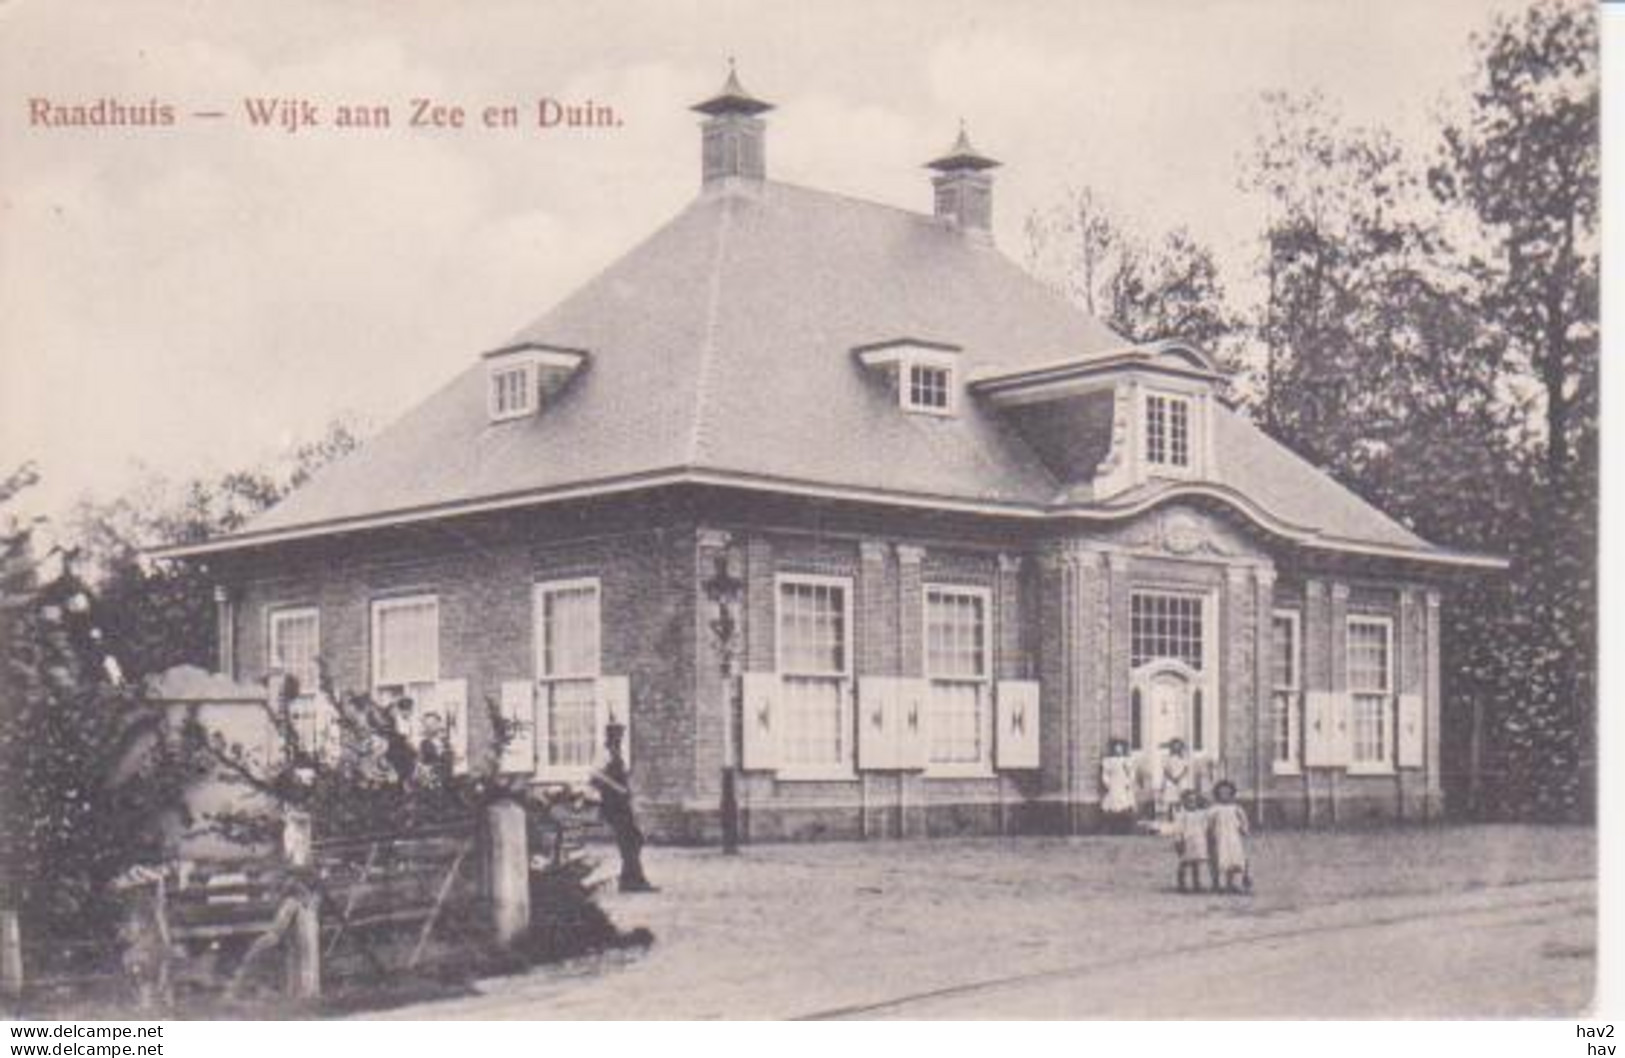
[213,585,237,679]
[995,553,1025,680]
[895,545,926,677]
[743,534,774,673]
[857,540,892,677]
[696,529,735,779]
[1252,567,1277,818]
[1223,565,1254,779]
[895,544,926,837]
[1329,582,1351,693]
[1074,550,1107,822]
[1425,590,1443,811]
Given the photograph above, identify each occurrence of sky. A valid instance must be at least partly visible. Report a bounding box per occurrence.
[0,0,1535,522]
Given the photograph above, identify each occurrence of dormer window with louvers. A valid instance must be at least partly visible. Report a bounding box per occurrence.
[483,343,588,424]
[854,338,961,417]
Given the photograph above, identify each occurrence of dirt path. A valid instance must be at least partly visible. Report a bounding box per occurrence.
[815,879,1595,1019]
[363,826,1596,1020]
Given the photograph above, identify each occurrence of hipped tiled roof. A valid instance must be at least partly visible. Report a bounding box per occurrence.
[192,180,1494,568]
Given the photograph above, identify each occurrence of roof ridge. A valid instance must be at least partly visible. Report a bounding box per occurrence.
[686,191,736,464]
[764,178,939,226]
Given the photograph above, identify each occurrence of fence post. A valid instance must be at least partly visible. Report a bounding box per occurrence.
[281,809,320,1001]
[486,800,529,947]
[1,909,21,999]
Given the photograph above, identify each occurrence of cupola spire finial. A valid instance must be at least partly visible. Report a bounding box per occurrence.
[925,120,1000,238]
[692,60,774,188]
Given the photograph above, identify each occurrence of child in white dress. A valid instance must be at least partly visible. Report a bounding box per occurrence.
[1159,738,1193,820]
[1100,738,1137,833]
[1172,788,1209,893]
[1207,779,1251,893]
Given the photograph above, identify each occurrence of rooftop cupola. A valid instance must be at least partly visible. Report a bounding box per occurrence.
[926,122,1000,238]
[692,61,774,189]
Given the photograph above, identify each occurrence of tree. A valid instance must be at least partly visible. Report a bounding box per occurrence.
[1238,91,1490,462]
[1237,1,1598,822]
[0,465,210,942]
[1023,186,1120,320]
[1024,188,1234,349]
[64,418,364,681]
[1432,0,1599,490]
[1425,0,1598,821]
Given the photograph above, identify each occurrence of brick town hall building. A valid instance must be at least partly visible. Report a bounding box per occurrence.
[162,70,1504,841]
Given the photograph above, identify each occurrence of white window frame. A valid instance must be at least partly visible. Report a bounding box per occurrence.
[1346,614,1395,773]
[371,595,440,693]
[267,605,321,697]
[922,584,994,778]
[488,359,537,421]
[370,594,441,752]
[903,361,955,416]
[1270,609,1302,775]
[1143,389,1196,475]
[774,573,856,781]
[533,577,603,783]
[899,353,958,417]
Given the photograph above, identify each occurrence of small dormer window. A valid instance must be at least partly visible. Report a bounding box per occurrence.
[483,343,588,424]
[1145,391,1192,469]
[490,362,537,421]
[906,363,953,414]
[854,338,962,418]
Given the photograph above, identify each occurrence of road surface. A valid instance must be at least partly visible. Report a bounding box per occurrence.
[364,825,1595,1020]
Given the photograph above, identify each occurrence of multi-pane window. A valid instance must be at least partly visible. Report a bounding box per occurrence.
[1144,392,1192,469]
[1348,617,1394,767]
[535,580,601,774]
[372,595,440,749]
[777,576,851,774]
[1130,591,1205,670]
[490,363,535,419]
[925,586,990,769]
[904,363,952,413]
[1270,611,1301,770]
[269,607,320,696]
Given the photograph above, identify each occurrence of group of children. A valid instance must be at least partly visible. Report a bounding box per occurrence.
[1172,781,1251,894]
[1099,737,1253,894]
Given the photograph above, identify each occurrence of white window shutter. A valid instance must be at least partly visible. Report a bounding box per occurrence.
[596,675,631,769]
[995,679,1041,769]
[1307,691,1353,767]
[1330,692,1353,766]
[1304,691,1335,767]
[895,677,929,770]
[434,679,470,774]
[498,680,536,774]
[858,677,898,770]
[1396,692,1423,769]
[741,671,779,770]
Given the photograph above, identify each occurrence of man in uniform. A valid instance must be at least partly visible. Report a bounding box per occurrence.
[589,721,656,892]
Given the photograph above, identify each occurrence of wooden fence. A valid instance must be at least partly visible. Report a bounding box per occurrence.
[0,801,535,1007]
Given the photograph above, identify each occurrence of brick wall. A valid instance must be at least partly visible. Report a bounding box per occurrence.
[230,506,699,816]
[220,492,1447,841]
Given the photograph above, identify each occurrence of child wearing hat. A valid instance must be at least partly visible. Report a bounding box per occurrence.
[1207,779,1251,893]
[1172,788,1210,893]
